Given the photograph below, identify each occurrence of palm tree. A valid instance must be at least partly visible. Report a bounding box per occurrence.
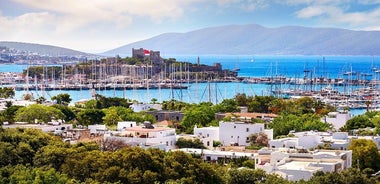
[365,100,372,112]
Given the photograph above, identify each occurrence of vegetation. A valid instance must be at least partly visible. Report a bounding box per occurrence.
[341,114,374,131]
[1,127,376,183]
[247,132,269,148]
[0,87,15,99]
[340,111,380,135]
[0,91,379,183]
[269,113,331,137]
[14,104,65,123]
[175,137,206,149]
[181,102,217,133]
[51,93,72,106]
[348,139,380,171]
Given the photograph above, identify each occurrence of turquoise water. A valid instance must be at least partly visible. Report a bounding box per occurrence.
[168,55,378,79]
[1,55,378,116]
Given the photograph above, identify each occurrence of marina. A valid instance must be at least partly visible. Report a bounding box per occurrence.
[0,55,379,112]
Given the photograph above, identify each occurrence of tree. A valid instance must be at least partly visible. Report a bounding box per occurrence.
[365,100,372,112]
[247,133,258,146]
[234,93,248,106]
[151,98,158,104]
[313,100,325,114]
[103,108,122,126]
[0,105,23,123]
[14,104,65,123]
[348,139,380,171]
[36,96,46,104]
[228,168,267,184]
[247,96,276,113]
[255,132,269,147]
[51,104,76,122]
[51,93,72,105]
[6,165,69,184]
[0,87,15,99]
[295,97,315,114]
[181,104,216,133]
[246,132,268,148]
[270,113,330,137]
[161,99,190,111]
[76,109,105,126]
[94,94,132,108]
[175,137,206,149]
[5,101,12,108]
[22,93,33,101]
[214,99,240,113]
[341,115,373,131]
[308,168,377,184]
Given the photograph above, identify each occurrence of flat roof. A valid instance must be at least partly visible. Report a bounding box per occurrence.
[225,112,278,118]
[125,126,174,132]
[2,123,70,130]
[177,148,257,157]
[277,161,322,171]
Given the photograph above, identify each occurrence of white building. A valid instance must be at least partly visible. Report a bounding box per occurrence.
[256,148,352,181]
[88,124,107,135]
[2,122,72,133]
[177,148,256,162]
[327,132,350,150]
[193,125,219,149]
[106,126,176,151]
[322,111,351,130]
[0,98,36,112]
[117,121,137,131]
[129,103,162,112]
[269,131,351,150]
[269,137,300,149]
[270,131,322,149]
[219,121,273,146]
[270,130,380,150]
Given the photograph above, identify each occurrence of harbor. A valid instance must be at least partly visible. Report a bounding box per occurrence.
[0,54,379,112]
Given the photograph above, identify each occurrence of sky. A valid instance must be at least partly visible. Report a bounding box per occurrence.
[1,0,380,53]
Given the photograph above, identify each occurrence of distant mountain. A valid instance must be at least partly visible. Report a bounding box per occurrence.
[103,24,380,56]
[0,41,93,56]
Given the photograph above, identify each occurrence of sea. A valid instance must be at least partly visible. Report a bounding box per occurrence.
[1,55,379,115]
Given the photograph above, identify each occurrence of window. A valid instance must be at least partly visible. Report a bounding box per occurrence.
[246,128,249,132]
[166,141,169,146]
[207,134,209,137]
[207,141,210,146]
[234,126,236,128]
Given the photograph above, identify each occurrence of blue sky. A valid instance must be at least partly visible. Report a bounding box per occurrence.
[0,0,380,53]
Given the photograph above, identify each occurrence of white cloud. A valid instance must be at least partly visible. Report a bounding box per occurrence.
[11,0,199,25]
[0,0,207,52]
[290,0,380,30]
[296,5,330,18]
[216,0,267,12]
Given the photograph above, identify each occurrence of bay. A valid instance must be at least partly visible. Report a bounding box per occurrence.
[1,55,379,116]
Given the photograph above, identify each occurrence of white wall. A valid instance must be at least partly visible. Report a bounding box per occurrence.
[117,121,136,131]
[219,121,265,146]
[322,112,351,130]
[194,126,220,149]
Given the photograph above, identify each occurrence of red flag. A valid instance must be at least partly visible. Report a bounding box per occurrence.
[144,49,150,55]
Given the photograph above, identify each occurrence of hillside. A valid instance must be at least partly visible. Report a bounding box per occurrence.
[103,24,380,56]
[0,41,93,56]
